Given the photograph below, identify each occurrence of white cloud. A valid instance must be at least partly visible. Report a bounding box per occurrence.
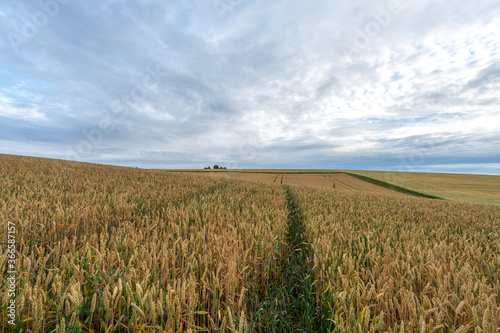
[0,94,45,120]
[0,0,499,172]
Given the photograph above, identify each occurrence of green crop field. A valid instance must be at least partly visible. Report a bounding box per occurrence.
[1,154,499,332]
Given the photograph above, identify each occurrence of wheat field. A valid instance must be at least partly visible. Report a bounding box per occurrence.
[1,154,499,332]
[292,186,500,332]
[201,172,403,195]
[348,171,500,206]
[0,155,288,332]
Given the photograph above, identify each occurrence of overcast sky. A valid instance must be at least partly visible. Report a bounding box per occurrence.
[1,0,499,173]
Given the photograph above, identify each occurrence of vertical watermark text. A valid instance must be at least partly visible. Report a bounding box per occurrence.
[5,221,17,326]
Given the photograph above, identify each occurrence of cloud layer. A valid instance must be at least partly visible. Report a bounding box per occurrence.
[1,0,499,173]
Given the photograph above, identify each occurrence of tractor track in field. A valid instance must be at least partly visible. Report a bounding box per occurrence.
[254,185,320,332]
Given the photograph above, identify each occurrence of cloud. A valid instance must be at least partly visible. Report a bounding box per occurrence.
[0,0,499,173]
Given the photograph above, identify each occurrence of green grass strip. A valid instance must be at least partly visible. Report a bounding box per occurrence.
[250,185,321,332]
[346,173,443,199]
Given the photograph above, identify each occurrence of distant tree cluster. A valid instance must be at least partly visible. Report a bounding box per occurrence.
[204,165,227,169]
